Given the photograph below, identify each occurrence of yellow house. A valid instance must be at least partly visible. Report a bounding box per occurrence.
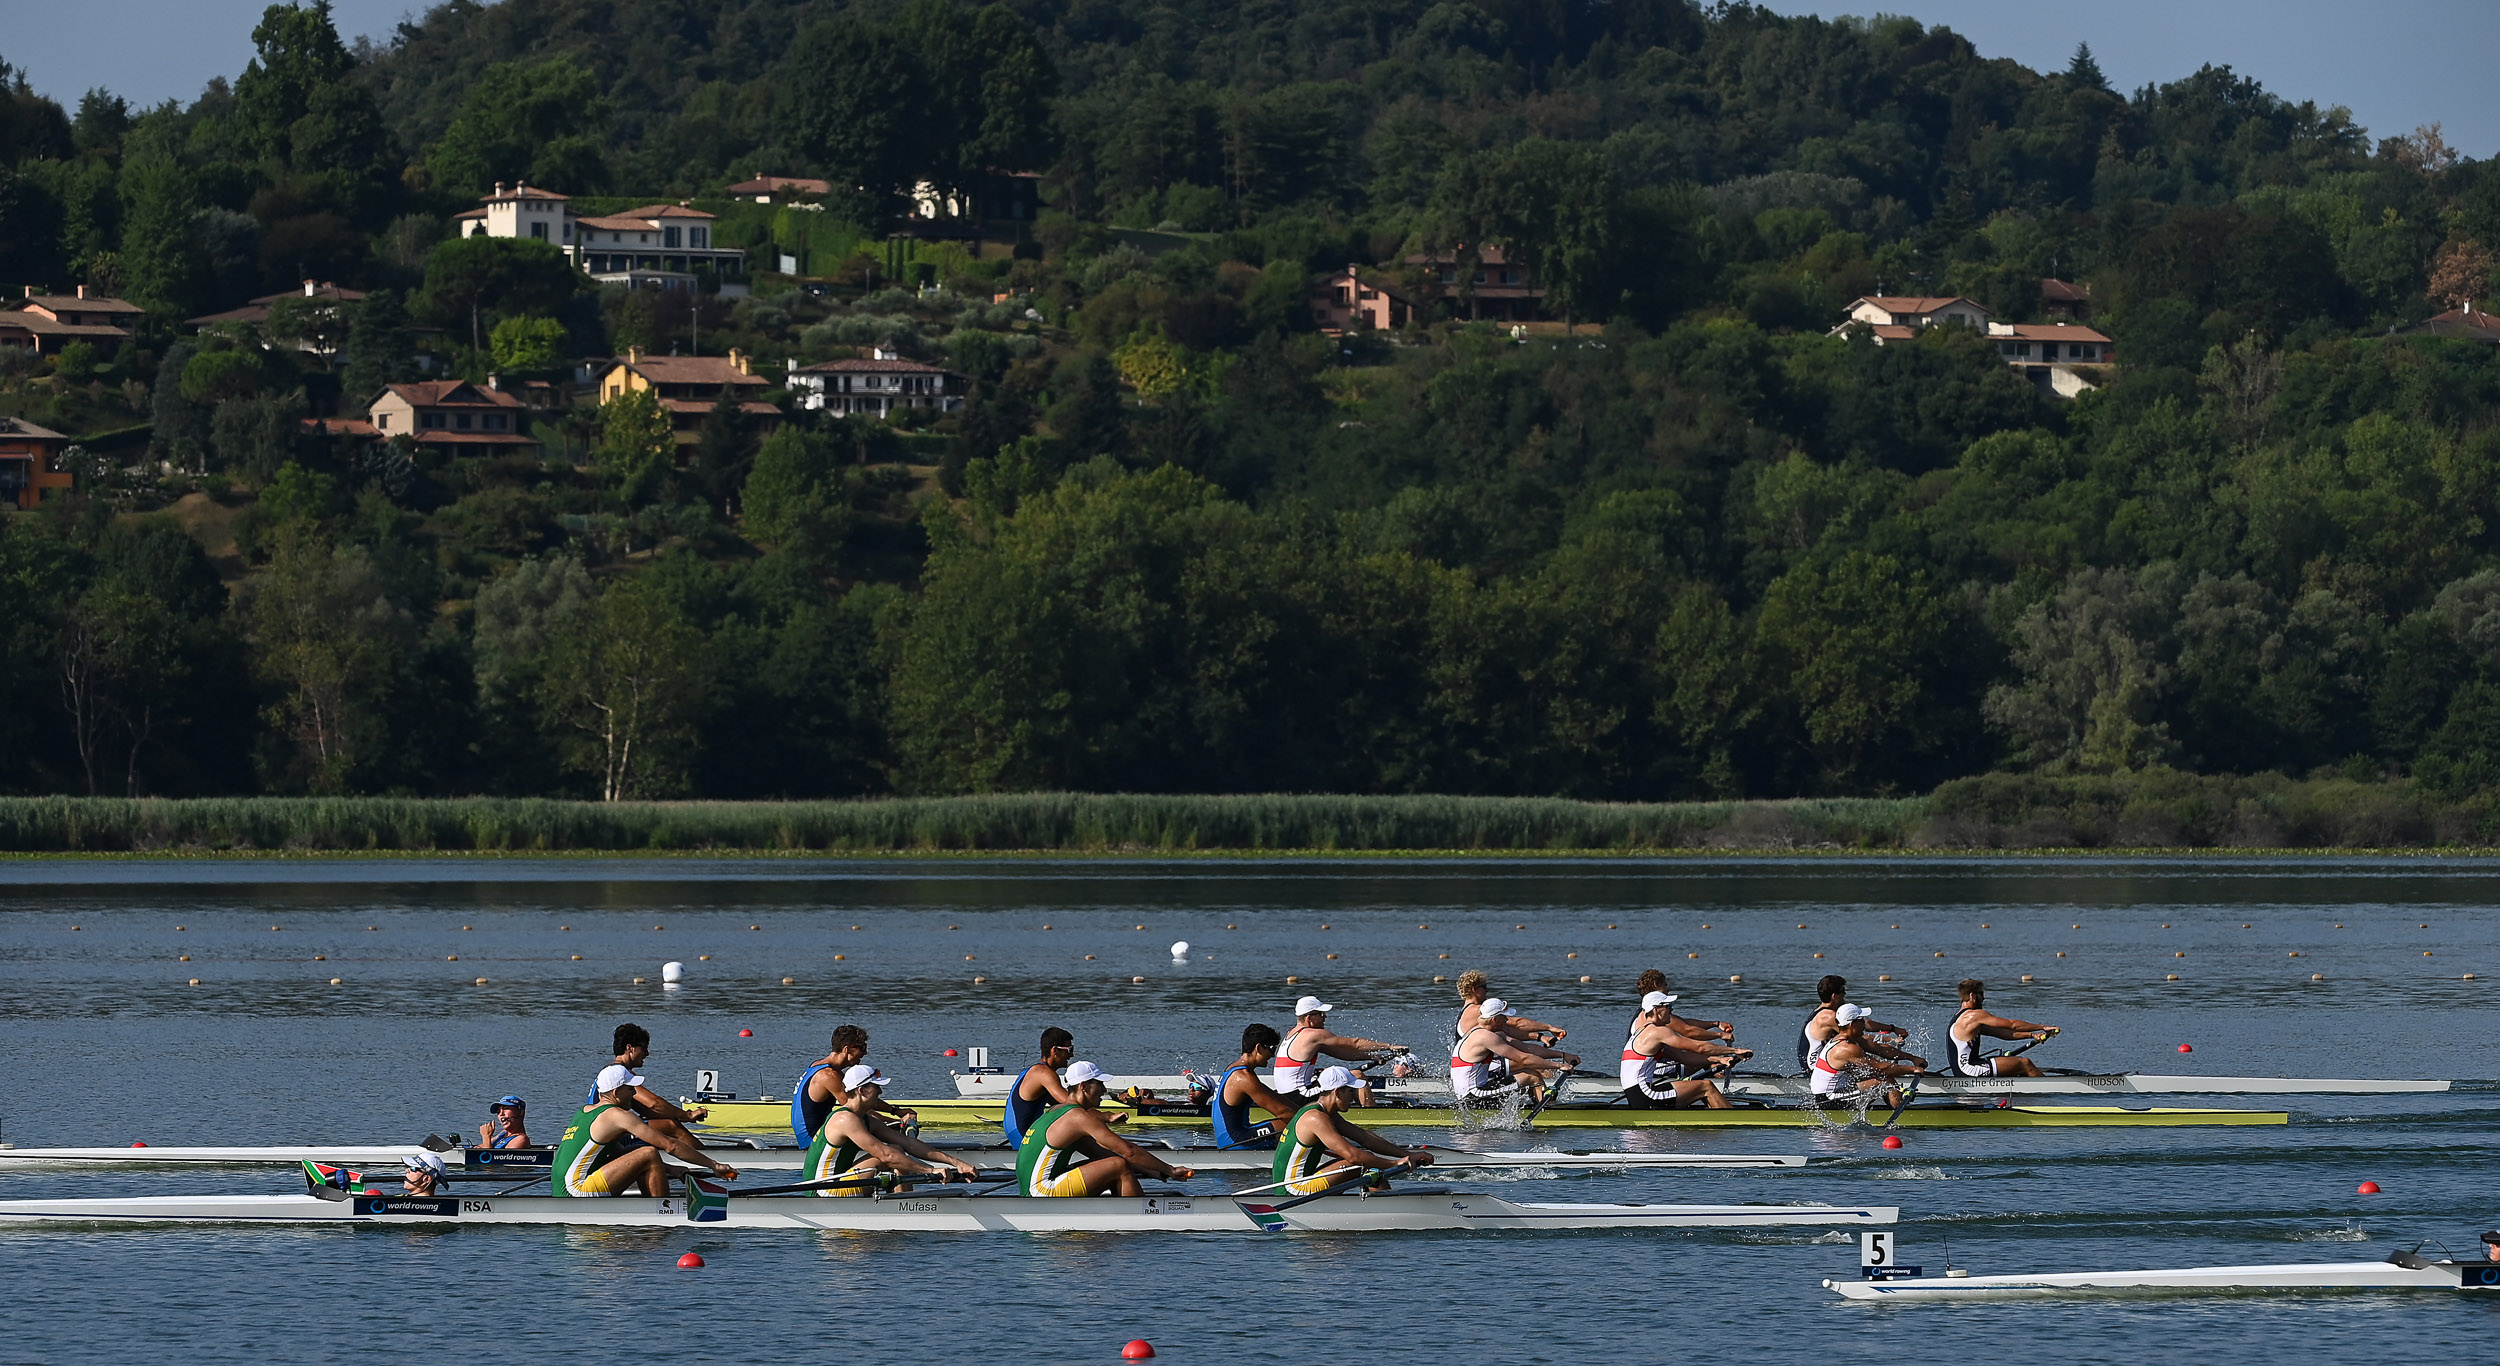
[596,347,780,449]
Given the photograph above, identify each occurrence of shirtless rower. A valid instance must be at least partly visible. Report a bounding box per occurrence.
[1212,1023,1303,1150]
[1274,996,1399,1106]
[1621,990,1750,1108]
[1005,1026,1126,1145]
[1798,975,1925,1073]
[1807,1005,1921,1110]
[805,1066,980,1195]
[1273,1067,1435,1194]
[553,1064,741,1197]
[1632,969,1733,1044]
[1016,1062,1197,1196]
[1451,997,1578,1102]
[1451,971,1565,1051]
[584,1023,708,1165]
[1948,980,2058,1079]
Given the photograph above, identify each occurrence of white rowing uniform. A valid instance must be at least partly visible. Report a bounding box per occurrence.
[1450,1027,1514,1099]
[1273,1025,1322,1094]
[1619,1026,1681,1098]
[1949,1007,1998,1078]
[1807,1036,1853,1099]
[1796,1007,1836,1072]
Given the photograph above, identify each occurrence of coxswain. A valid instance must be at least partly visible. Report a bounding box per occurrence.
[1631,969,1732,1043]
[588,1022,709,1136]
[1620,990,1749,1108]
[478,1095,530,1149]
[554,1064,741,1197]
[1005,1026,1125,1145]
[1016,1061,1196,1196]
[1451,997,1577,1101]
[1213,1023,1304,1150]
[1273,996,1400,1104]
[1807,1005,1920,1109]
[1451,971,1565,1050]
[805,1066,980,1195]
[792,1024,870,1145]
[1273,1067,1434,1194]
[1798,975,1925,1072]
[1948,980,2058,1079]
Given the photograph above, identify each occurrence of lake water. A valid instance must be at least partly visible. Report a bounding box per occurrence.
[1,856,2495,1363]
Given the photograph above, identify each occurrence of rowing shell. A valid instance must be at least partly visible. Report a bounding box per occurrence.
[691,1098,2290,1131]
[0,1190,1896,1233]
[0,1143,1807,1173]
[948,1072,2451,1100]
[1827,1254,2500,1300]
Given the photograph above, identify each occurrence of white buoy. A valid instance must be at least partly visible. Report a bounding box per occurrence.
[1169,940,1190,960]
[661,960,685,984]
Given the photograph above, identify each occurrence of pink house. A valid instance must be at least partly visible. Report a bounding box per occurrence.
[1310,266,1413,333]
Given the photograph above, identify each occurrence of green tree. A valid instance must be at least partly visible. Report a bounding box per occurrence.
[341,288,414,404]
[417,235,579,351]
[247,527,412,793]
[1983,566,2179,772]
[55,580,184,796]
[117,152,205,314]
[488,314,568,372]
[595,387,675,505]
[1754,551,1954,791]
[235,2,357,159]
[780,19,922,206]
[537,577,710,800]
[424,59,609,197]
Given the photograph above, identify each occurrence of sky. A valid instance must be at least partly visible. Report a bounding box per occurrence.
[6,0,2500,158]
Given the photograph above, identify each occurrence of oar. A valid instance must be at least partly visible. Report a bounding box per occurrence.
[716,1167,1014,1199]
[1231,1159,1407,1230]
[1879,1076,1921,1127]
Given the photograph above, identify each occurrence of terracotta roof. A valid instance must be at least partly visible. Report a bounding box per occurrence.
[614,204,716,221]
[380,381,525,409]
[575,215,661,232]
[481,184,569,202]
[300,418,382,439]
[0,416,68,440]
[2403,306,2500,341]
[252,283,366,305]
[454,207,487,221]
[1866,324,1917,341]
[794,357,952,374]
[1855,296,1983,315]
[615,355,768,386]
[728,177,831,196]
[655,398,783,417]
[0,314,134,339]
[19,294,144,316]
[406,430,538,446]
[2039,279,2091,302]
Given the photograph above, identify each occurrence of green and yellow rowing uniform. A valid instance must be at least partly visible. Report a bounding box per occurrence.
[802,1105,878,1197]
[1014,1103,1092,1196]
[692,1097,2290,1132]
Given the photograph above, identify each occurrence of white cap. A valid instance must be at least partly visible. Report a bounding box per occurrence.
[1294,995,1334,1016]
[1478,997,1509,1019]
[403,1150,448,1176]
[594,1063,644,1095]
[1836,1003,1873,1025]
[1641,990,1677,1011]
[1316,1065,1361,1091]
[1064,1060,1109,1086]
[842,1063,890,1090]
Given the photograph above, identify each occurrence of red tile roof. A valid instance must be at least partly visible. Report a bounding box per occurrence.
[383,380,526,409]
[794,357,952,374]
[1857,296,1982,315]
[2039,279,2091,302]
[615,355,768,387]
[615,204,716,220]
[728,177,832,196]
[1998,323,2112,343]
[300,417,382,439]
[19,293,145,316]
[0,416,68,440]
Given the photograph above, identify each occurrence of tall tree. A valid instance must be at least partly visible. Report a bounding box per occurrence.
[233,1,356,161]
[538,577,710,800]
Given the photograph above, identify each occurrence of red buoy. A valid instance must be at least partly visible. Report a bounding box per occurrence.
[1880,1135,1902,1149]
[738,1029,753,1037]
[131,1141,147,1148]
[1122,1342,1156,1360]
[2358,1181,2381,1194]
[2177,1044,2193,1053]
[677,1252,705,1268]
[944,1048,960,1057]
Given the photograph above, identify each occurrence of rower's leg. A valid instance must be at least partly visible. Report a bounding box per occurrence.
[1994,1057,2045,1078]
[1674,1079,1731,1109]
[1074,1155,1136,1196]
[604,1147,667,1197]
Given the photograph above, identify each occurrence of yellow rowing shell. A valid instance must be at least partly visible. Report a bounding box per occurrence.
[689,1098,2290,1132]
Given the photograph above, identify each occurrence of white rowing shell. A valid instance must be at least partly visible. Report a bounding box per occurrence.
[0,1143,1804,1173]
[1827,1258,2486,1300]
[947,1072,2453,1099]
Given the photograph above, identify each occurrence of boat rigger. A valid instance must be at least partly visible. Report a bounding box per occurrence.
[0,1190,1897,1233]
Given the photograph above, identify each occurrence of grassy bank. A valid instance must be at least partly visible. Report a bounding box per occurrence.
[0,774,2490,853]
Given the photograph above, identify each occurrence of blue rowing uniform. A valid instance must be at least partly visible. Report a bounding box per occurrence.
[1004,1065,1056,1146]
[1210,1064,1279,1150]
[792,1063,836,1147]
[487,1131,525,1149]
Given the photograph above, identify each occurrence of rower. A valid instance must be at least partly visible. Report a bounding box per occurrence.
[587,1022,709,1134]
[554,1064,741,1197]
[1633,969,1733,1044]
[1213,1023,1303,1150]
[1005,1026,1125,1145]
[1808,1004,1920,1109]
[1452,970,1566,1052]
[1016,1061,1197,1196]
[401,1150,448,1195]
[1620,990,1749,1109]
[2484,1230,2500,1262]
[478,1095,530,1149]
[1948,980,2057,1079]
[1274,1066,1434,1194]
[792,1024,870,1145]
[1798,975,1924,1073]
[1274,996,1399,1105]
[1451,997,1577,1102]
[805,1065,979,1195]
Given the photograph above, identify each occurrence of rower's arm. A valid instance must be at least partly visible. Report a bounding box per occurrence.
[1076,1113,1182,1178]
[1240,1074,1301,1122]
[1315,1030,1390,1059]
[1504,1015,1564,1039]
[1978,1017,2050,1039]
[1316,1119,1408,1169]
[612,1109,733,1174]
[629,1084,700,1123]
